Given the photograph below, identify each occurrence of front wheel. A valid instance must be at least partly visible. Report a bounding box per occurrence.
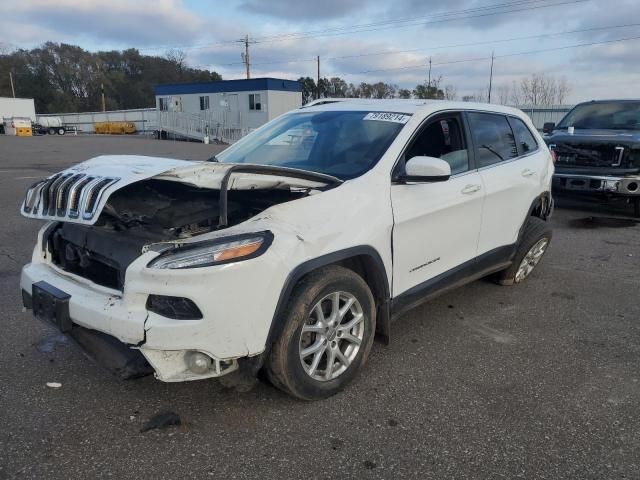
[266,265,376,400]
[496,217,552,286]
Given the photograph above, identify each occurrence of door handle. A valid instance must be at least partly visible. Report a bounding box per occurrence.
[522,169,536,177]
[461,184,481,194]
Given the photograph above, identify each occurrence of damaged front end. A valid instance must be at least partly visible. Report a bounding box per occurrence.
[20,155,341,381]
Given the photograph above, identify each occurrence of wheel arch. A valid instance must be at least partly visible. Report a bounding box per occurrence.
[517,191,553,246]
[264,246,391,359]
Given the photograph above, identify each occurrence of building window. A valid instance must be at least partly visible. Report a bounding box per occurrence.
[199,96,210,111]
[159,97,169,111]
[249,93,262,111]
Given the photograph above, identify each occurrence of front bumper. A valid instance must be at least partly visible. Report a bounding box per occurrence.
[20,239,289,382]
[553,173,640,195]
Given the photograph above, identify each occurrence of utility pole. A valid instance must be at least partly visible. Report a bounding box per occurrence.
[427,56,432,88]
[9,71,15,98]
[101,83,106,112]
[239,34,256,79]
[316,55,320,100]
[488,51,495,104]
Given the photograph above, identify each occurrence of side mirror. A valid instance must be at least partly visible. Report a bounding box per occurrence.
[542,122,555,134]
[398,156,451,183]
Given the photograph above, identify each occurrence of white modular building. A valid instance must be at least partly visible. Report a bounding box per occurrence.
[1,97,36,126]
[154,78,302,142]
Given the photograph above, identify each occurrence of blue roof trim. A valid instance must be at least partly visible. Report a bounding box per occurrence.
[154,77,302,96]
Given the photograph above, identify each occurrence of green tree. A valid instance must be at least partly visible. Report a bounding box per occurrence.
[0,42,222,113]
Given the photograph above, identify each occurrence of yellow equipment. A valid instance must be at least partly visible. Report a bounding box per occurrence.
[94,121,137,134]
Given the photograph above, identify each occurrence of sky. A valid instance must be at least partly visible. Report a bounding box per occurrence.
[1,0,639,103]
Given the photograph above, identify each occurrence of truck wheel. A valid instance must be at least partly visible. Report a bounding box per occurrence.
[57,128,65,135]
[266,265,376,400]
[496,217,552,286]
[48,128,56,135]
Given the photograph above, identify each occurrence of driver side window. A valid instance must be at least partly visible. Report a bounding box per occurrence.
[405,115,470,175]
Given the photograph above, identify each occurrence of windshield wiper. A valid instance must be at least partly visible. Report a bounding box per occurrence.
[480,144,504,161]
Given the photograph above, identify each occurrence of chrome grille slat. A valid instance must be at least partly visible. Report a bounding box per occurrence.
[22,173,119,222]
[68,176,94,218]
[83,178,117,219]
[47,174,71,216]
[39,174,62,215]
[23,180,45,213]
[56,174,85,216]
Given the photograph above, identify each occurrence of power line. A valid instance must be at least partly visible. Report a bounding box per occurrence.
[337,34,640,76]
[140,0,587,52]
[209,21,640,69]
[252,0,560,42]
[326,22,640,61]
[252,0,588,44]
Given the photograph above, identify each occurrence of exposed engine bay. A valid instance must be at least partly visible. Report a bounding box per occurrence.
[48,179,307,290]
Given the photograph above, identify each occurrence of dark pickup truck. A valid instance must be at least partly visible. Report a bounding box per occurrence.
[543,100,640,216]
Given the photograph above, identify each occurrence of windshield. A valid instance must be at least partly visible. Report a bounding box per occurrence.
[557,102,640,130]
[215,110,410,179]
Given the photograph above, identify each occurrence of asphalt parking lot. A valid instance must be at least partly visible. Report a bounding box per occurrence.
[1,135,639,479]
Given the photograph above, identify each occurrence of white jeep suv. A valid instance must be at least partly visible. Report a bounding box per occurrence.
[20,99,553,400]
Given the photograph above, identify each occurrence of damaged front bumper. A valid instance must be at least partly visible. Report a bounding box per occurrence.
[20,240,286,382]
[553,173,640,195]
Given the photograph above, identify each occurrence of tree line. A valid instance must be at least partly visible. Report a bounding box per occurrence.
[0,43,221,113]
[0,42,571,113]
[297,75,457,104]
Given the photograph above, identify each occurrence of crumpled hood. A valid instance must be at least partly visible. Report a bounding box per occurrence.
[21,155,334,225]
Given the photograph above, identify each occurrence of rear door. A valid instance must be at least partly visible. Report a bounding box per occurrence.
[467,112,545,256]
[391,112,483,297]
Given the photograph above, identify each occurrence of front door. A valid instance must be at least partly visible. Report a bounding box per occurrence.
[391,113,483,297]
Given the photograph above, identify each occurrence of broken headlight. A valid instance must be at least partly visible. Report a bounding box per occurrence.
[148,232,273,269]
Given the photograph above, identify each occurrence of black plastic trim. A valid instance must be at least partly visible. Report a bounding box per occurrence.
[391,244,516,319]
[146,295,203,320]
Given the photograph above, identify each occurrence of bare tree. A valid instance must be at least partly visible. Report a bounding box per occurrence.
[165,49,187,78]
[556,76,571,105]
[444,84,457,100]
[497,84,511,105]
[519,73,570,106]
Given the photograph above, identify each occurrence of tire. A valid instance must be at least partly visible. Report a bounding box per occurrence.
[48,128,56,135]
[57,128,65,135]
[266,265,376,400]
[496,217,552,286]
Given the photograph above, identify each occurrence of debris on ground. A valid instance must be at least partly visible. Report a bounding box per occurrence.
[46,382,62,388]
[140,411,181,433]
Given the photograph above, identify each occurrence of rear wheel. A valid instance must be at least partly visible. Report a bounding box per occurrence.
[47,128,55,135]
[496,217,552,286]
[266,265,376,400]
[57,128,65,135]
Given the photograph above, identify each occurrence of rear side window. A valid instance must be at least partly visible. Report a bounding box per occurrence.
[467,112,518,167]
[510,117,538,155]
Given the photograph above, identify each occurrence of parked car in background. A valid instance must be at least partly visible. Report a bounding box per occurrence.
[19,99,553,400]
[543,99,640,216]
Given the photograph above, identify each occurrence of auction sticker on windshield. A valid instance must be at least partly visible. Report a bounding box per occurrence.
[363,112,411,124]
